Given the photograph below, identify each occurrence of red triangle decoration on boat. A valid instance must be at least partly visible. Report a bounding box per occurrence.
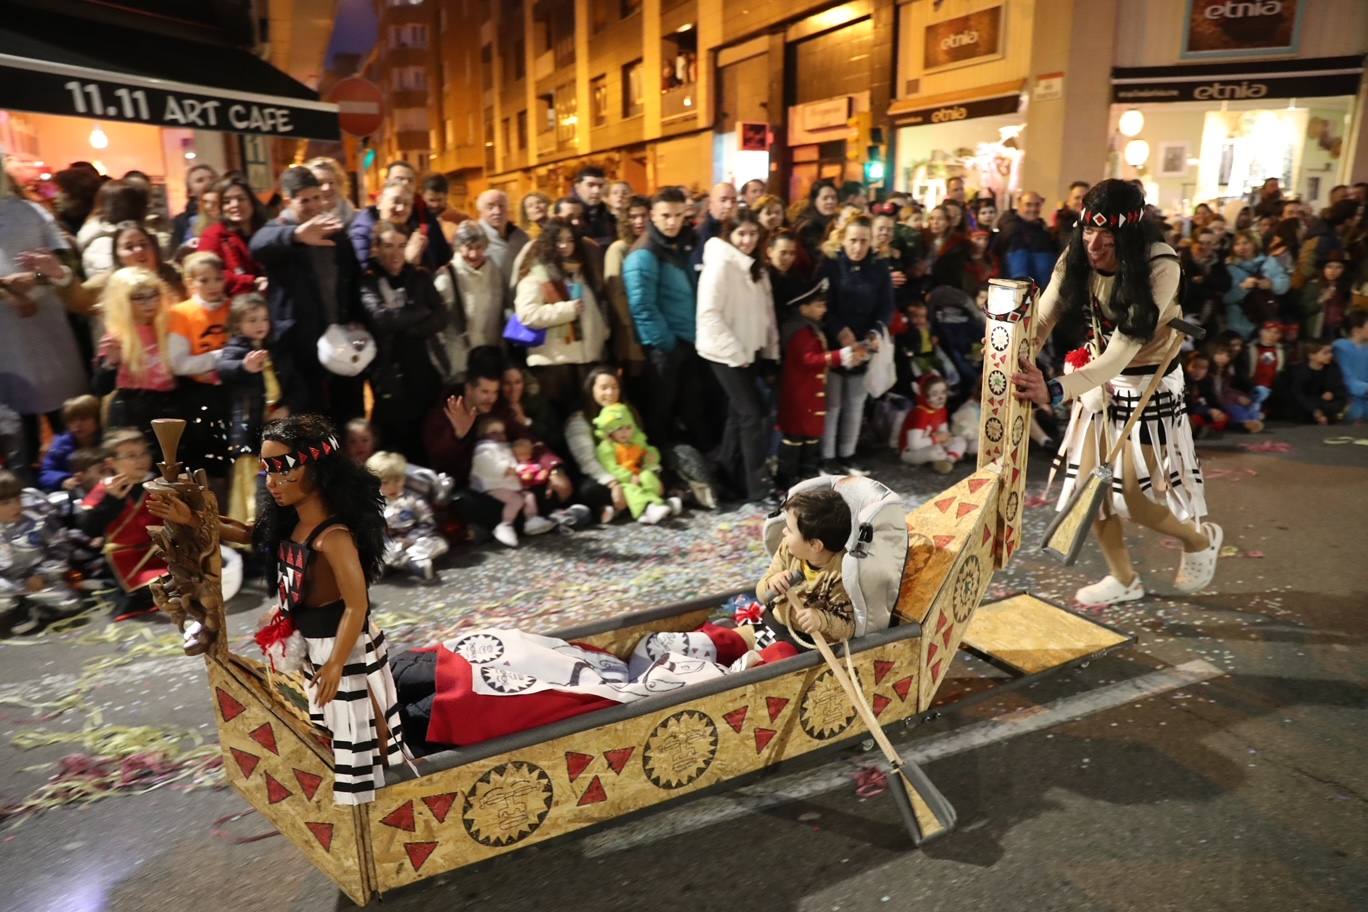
[927,641,939,664]
[942,624,955,648]
[305,821,334,853]
[873,660,894,685]
[1011,466,1022,484]
[293,768,323,801]
[933,534,955,549]
[753,728,777,753]
[872,694,892,717]
[956,502,977,519]
[929,658,944,683]
[404,841,438,872]
[892,676,914,701]
[765,696,789,722]
[422,792,458,823]
[229,747,259,779]
[577,775,607,806]
[264,772,291,804]
[967,477,990,493]
[248,722,279,755]
[603,748,635,775]
[215,687,245,722]
[381,800,416,832]
[934,497,955,513]
[564,751,594,782]
[983,525,994,545]
[935,611,951,633]
[722,706,749,733]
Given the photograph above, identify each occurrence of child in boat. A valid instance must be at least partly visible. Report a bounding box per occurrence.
[388,485,861,751]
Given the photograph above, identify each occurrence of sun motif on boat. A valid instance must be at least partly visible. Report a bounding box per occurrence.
[991,325,1010,352]
[461,761,554,847]
[642,710,719,789]
[800,668,857,740]
[951,555,982,624]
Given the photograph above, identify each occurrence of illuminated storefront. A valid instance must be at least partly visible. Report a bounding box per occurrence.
[1107,55,1363,213]
[891,87,1026,210]
[0,4,338,211]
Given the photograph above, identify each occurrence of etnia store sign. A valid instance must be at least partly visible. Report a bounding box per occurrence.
[1182,0,1301,58]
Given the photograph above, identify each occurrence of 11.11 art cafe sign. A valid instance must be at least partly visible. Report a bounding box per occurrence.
[0,56,340,140]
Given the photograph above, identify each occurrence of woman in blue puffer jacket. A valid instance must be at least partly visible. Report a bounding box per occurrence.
[1223,229,1289,338]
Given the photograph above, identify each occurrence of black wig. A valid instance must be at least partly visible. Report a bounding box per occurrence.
[1057,179,1163,340]
[253,414,387,585]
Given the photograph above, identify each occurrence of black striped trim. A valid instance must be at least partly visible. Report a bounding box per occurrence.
[332,780,379,793]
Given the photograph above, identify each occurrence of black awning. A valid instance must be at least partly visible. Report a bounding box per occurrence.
[0,6,339,140]
[1112,55,1364,104]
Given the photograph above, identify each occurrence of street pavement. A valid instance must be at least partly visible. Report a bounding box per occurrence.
[1,424,1365,912]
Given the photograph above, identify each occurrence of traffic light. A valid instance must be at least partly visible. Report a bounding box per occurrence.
[863,125,887,186]
[846,112,871,162]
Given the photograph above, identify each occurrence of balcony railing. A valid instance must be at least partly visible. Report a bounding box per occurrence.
[661,83,697,121]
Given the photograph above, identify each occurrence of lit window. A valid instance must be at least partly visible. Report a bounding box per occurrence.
[591,75,608,127]
[622,60,643,118]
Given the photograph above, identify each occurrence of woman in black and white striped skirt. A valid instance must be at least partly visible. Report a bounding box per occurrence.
[1011,180,1222,608]
[150,414,408,805]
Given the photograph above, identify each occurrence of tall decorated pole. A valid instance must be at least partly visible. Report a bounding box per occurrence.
[145,418,227,658]
[977,278,1038,569]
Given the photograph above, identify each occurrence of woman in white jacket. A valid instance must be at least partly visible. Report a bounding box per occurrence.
[513,219,609,417]
[434,220,505,382]
[696,209,779,502]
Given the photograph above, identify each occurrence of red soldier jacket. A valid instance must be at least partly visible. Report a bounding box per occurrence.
[79,477,167,592]
[900,404,949,452]
[779,320,842,439]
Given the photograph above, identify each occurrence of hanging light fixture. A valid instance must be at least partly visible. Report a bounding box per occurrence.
[1123,139,1151,168]
[1118,108,1145,137]
[89,126,109,150]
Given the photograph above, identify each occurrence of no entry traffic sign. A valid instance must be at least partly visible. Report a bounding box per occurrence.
[326,76,384,137]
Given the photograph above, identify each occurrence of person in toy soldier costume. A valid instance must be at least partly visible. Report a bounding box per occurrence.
[148,414,408,805]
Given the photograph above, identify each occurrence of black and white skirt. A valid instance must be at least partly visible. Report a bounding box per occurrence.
[1049,370,1206,524]
[303,620,406,805]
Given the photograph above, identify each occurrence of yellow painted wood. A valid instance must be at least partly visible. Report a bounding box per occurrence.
[977,292,1037,569]
[365,640,921,893]
[208,658,370,905]
[961,593,1130,675]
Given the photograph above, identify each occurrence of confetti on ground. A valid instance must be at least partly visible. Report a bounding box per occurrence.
[1237,440,1293,454]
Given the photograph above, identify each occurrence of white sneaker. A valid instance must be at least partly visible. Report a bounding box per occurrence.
[1075,574,1145,607]
[667,496,683,516]
[1174,522,1222,594]
[523,516,556,536]
[639,503,672,525]
[493,522,519,548]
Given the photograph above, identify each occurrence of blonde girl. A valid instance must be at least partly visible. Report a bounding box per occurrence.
[93,266,178,456]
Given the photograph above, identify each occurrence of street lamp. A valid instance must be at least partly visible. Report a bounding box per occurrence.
[1119,109,1144,137]
[1123,139,1150,168]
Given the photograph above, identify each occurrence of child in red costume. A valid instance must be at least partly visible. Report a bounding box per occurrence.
[1243,320,1285,412]
[77,428,167,618]
[898,374,965,474]
[776,279,865,487]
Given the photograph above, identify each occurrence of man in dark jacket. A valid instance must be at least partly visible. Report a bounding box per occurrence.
[1181,227,1231,330]
[690,181,738,269]
[993,191,1058,288]
[572,166,618,248]
[249,166,365,427]
[348,177,453,271]
[169,163,217,250]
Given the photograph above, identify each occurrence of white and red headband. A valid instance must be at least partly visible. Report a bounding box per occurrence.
[1080,206,1143,229]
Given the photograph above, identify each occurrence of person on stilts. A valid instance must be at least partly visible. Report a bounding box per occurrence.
[1013,179,1222,606]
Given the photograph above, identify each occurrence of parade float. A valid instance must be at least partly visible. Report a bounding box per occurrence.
[147,279,1131,905]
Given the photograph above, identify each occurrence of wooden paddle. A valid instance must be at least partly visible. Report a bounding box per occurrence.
[809,629,956,844]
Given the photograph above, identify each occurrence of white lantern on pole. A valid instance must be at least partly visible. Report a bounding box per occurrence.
[1119,108,1145,137]
[1123,139,1151,168]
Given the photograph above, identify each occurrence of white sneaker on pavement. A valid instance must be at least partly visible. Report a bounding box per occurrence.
[1075,574,1145,607]
[639,503,672,525]
[667,496,683,516]
[1174,522,1222,594]
[523,516,556,536]
[493,522,519,548]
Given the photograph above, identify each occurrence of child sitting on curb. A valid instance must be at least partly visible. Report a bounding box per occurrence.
[593,403,680,525]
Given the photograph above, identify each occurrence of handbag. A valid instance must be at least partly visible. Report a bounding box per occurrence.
[316,323,376,377]
[863,324,896,397]
[502,314,546,347]
[1240,261,1278,324]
